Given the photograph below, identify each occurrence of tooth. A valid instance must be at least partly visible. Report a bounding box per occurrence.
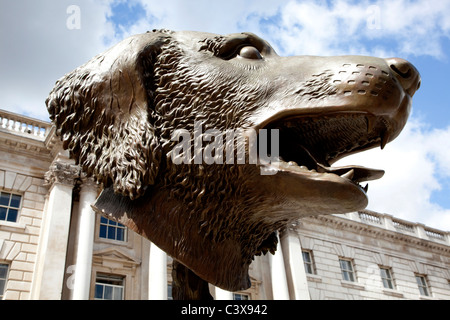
[299,166,308,170]
[287,161,298,166]
[380,131,390,150]
[340,169,354,180]
[363,183,369,193]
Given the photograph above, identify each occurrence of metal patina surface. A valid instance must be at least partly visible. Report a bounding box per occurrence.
[46,30,420,298]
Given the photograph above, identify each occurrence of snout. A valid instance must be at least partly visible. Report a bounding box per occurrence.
[385,58,421,96]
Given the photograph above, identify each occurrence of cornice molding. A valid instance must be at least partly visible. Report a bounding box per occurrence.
[299,214,450,254]
[0,131,52,161]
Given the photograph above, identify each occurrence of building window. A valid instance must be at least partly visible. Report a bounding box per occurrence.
[233,293,250,300]
[167,283,173,300]
[99,216,127,242]
[94,274,125,300]
[0,264,8,299]
[415,274,430,296]
[380,267,395,289]
[0,192,21,223]
[302,250,315,275]
[339,259,355,282]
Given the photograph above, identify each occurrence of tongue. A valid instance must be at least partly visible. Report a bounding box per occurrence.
[317,163,384,183]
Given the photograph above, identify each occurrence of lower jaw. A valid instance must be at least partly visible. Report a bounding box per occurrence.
[256,160,370,215]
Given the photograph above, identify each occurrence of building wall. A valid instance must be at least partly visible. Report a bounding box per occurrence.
[297,213,450,300]
[0,171,47,299]
[0,110,52,299]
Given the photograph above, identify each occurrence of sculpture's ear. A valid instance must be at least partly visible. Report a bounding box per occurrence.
[46,31,170,199]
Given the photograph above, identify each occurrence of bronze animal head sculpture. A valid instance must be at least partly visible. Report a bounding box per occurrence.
[46,29,420,293]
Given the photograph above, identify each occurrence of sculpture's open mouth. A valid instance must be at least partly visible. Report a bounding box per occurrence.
[260,112,387,193]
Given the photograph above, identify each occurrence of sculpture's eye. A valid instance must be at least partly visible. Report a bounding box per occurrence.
[238,46,263,60]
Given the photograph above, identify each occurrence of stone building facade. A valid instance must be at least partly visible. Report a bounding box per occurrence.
[0,109,449,300]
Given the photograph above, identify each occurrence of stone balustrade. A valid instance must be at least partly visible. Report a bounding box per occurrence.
[342,210,450,245]
[0,109,52,141]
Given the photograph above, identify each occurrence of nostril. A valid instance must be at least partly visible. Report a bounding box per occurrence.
[385,57,421,96]
[417,80,421,90]
[390,63,412,79]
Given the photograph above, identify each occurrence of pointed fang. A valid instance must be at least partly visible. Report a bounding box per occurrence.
[380,131,390,150]
[340,169,355,180]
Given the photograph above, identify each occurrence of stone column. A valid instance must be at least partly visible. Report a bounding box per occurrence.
[31,159,79,300]
[214,287,234,300]
[148,242,167,300]
[269,232,290,300]
[72,177,98,300]
[280,227,311,300]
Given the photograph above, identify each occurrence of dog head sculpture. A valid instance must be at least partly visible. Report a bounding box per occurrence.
[46,29,420,291]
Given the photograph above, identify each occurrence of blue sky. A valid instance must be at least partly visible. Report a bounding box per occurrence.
[1,0,450,230]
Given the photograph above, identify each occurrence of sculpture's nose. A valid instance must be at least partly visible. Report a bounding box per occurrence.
[385,57,421,96]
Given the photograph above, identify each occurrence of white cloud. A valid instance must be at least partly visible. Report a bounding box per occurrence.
[0,0,115,120]
[124,0,288,36]
[239,0,450,59]
[335,117,450,231]
[2,0,450,118]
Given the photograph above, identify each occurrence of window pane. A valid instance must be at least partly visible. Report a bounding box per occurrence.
[107,226,116,240]
[347,261,353,271]
[302,251,311,263]
[0,265,8,279]
[104,285,113,300]
[342,271,353,282]
[7,209,18,222]
[0,264,8,298]
[415,276,422,286]
[100,216,108,224]
[168,284,173,300]
[10,194,21,208]
[0,207,6,221]
[116,228,124,241]
[0,193,10,206]
[305,264,313,274]
[342,271,347,281]
[382,278,393,289]
[99,224,107,238]
[113,287,123,300]
[94,284,104,299]
[340,259,352,272]
[419,286,429,296]
[0,279,5,298]
[387,280,393,289]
